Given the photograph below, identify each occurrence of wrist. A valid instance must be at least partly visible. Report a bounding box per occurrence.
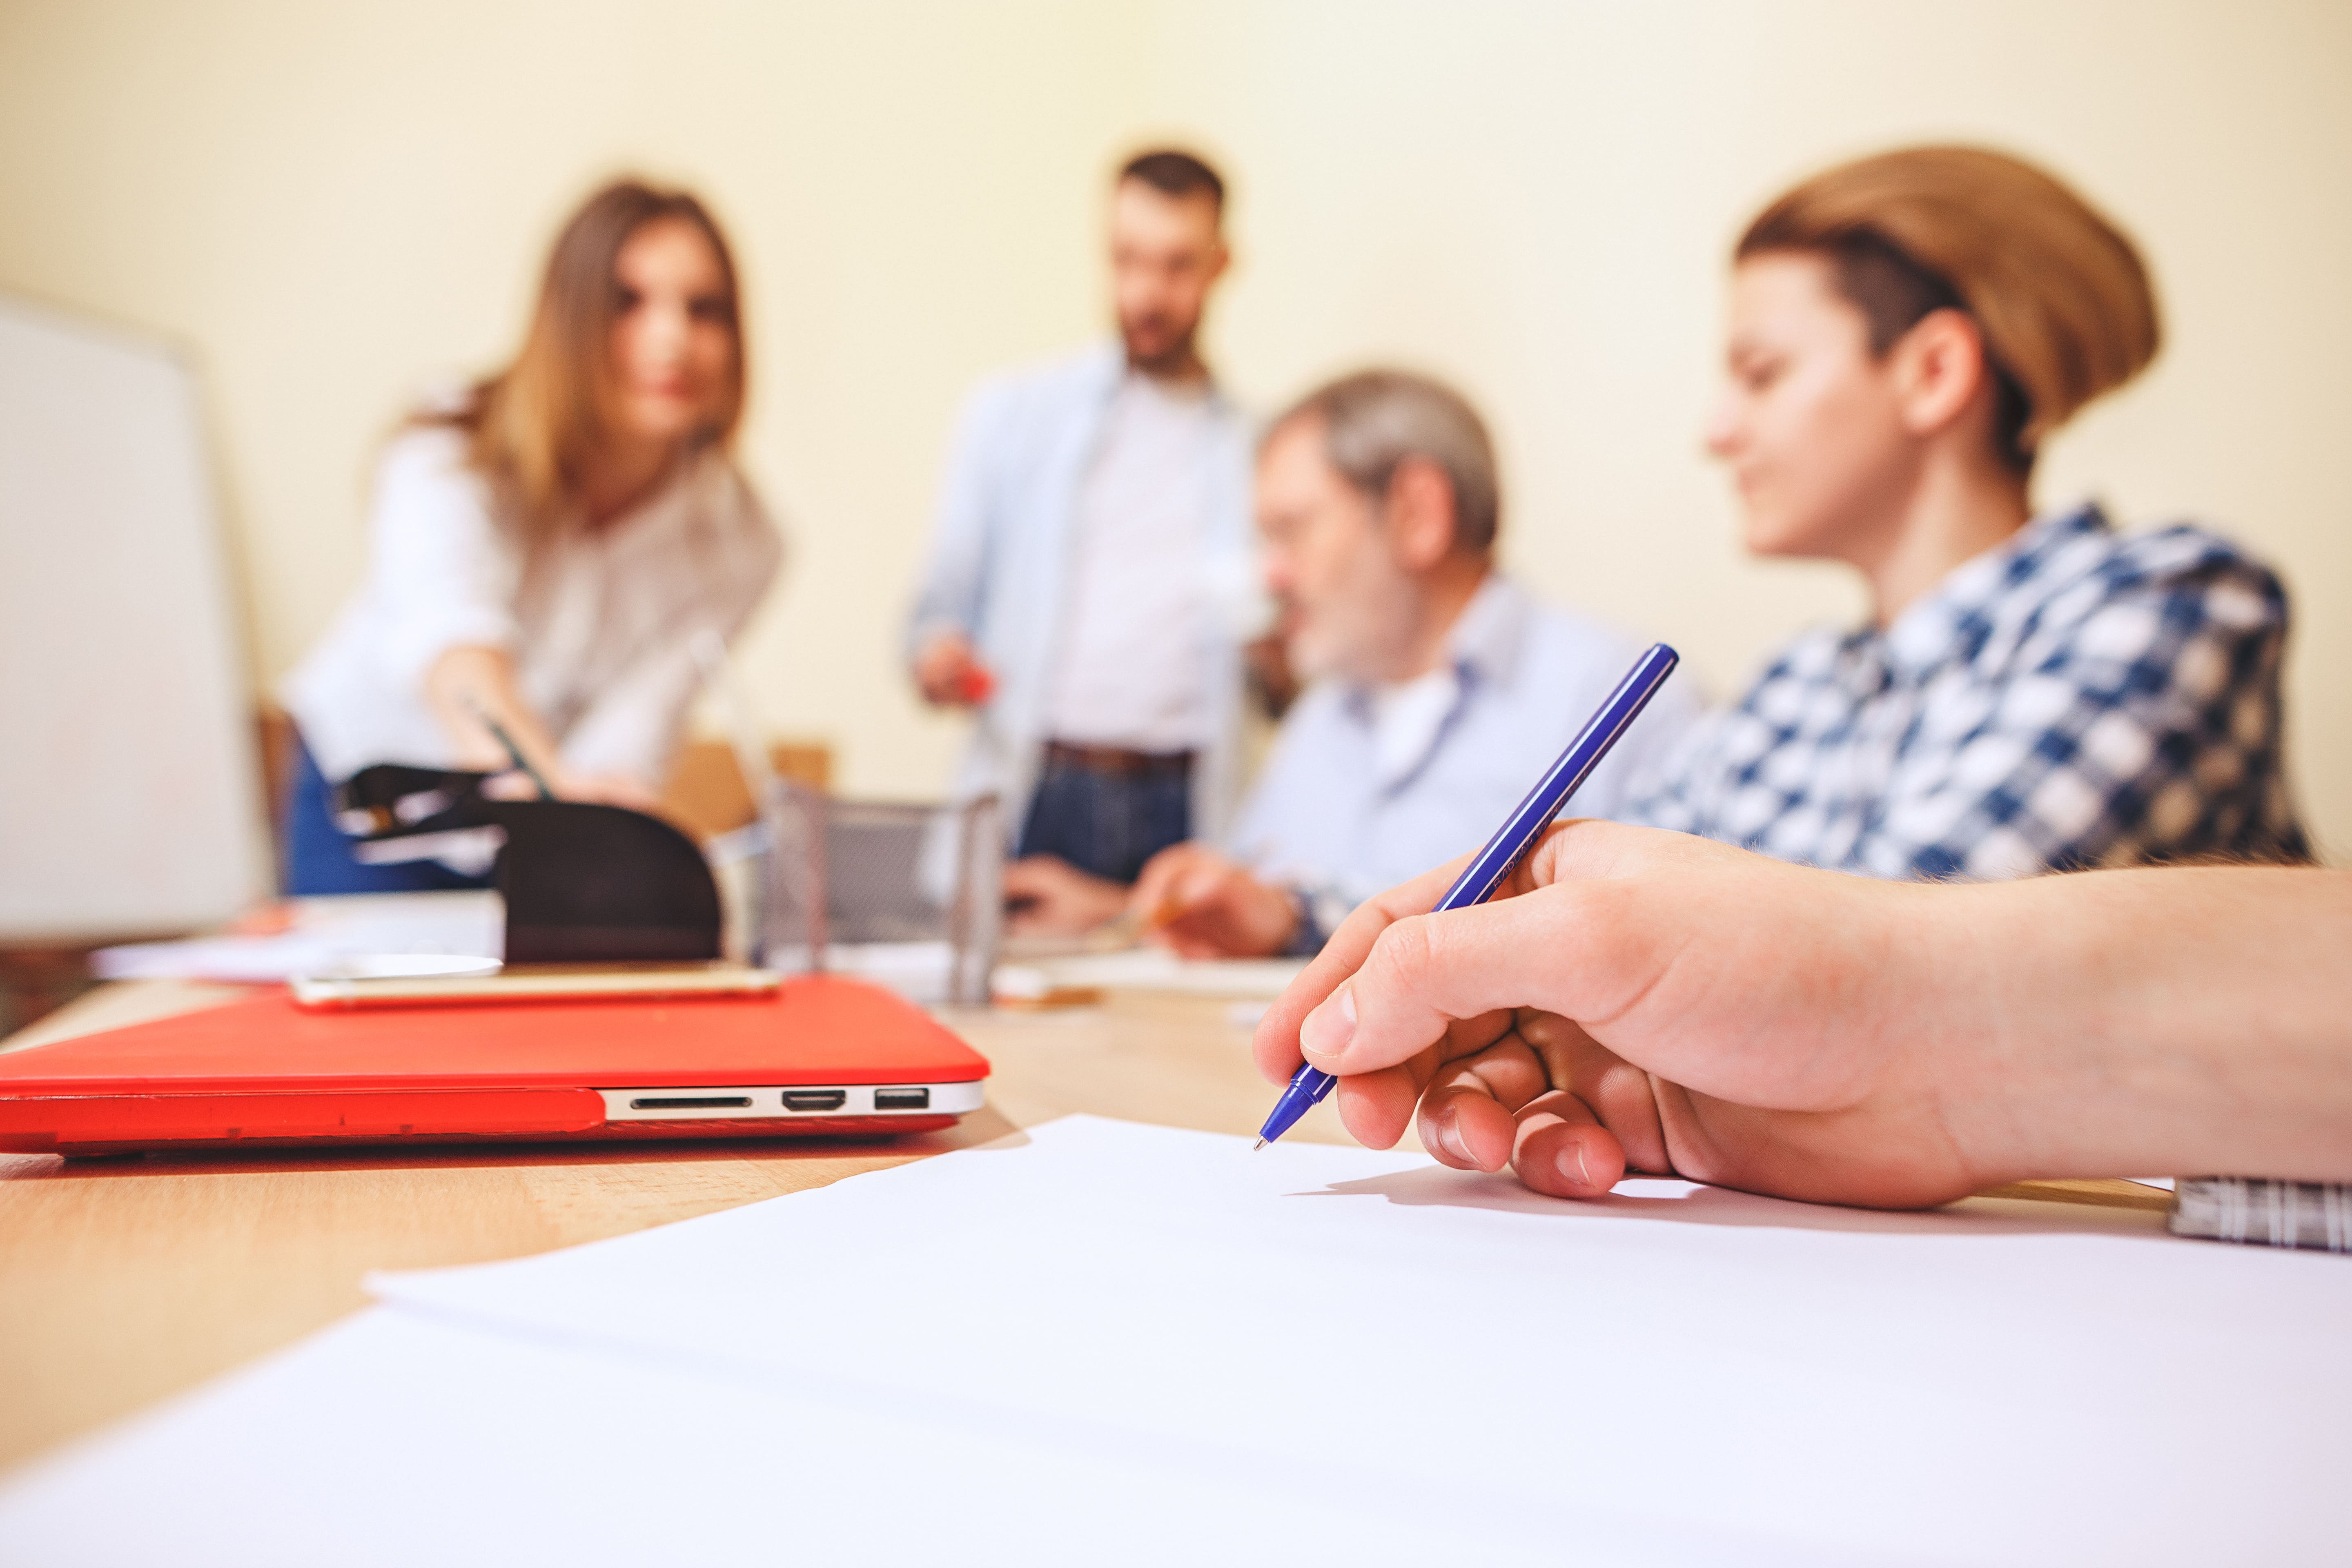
[1911,876,2162,1186]
[1864,881,2032,1189]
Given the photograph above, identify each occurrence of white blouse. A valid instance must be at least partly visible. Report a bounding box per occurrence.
[281,426,781,788]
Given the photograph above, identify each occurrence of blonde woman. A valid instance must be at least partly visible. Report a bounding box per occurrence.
[281,180,780,893]
[1633,147,2306,877]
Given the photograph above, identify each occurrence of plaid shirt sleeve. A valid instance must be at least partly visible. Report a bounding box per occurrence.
[1616,710,1712,837]
[1879,529,2306,880]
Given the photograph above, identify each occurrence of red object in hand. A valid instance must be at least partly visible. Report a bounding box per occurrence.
[953,665,998,705]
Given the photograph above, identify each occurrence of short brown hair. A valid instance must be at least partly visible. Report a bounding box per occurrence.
[1118,149,1225,214]
[1275,370,1501,556]
[437,178,747,546]
[1739,146,2159,470]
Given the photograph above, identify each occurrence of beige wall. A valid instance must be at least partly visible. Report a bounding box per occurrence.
[4,0,2348,855]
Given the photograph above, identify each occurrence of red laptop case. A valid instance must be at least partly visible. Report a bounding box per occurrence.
[0,974,990,1155]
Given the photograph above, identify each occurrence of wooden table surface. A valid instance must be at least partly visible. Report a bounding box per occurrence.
[0,980,2166,1472]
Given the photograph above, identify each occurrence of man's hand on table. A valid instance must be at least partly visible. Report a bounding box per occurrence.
[1002,855,1131,936]
[1130,842,1300,960]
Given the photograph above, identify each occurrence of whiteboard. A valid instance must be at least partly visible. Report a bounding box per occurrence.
[0,294,269,940]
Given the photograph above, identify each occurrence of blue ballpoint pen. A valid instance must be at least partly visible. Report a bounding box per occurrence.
[1253,642,1681,1149]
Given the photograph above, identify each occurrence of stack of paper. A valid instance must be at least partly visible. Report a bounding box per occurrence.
[993,947,1310,1000]
[2,1116,2344,1564]
[90,891,503,981]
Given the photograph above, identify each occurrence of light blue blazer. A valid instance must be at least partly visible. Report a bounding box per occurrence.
[907,343,1258,846]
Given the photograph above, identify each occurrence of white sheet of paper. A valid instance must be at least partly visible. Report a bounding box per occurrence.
[813,938,960,1002]
[90,891,503,980]
[999,948,1310,998]
[6,1118,2343,1564]
[786,931,1303,1005]
[361,1116,2349,1565]
[0,1306,1816,1566]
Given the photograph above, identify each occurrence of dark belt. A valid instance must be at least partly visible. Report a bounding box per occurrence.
[1041,740,1196,779]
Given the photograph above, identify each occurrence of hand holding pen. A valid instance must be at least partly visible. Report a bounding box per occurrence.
[1251,644,1680,1149]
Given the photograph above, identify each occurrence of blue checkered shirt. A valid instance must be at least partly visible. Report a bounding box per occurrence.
[1628,505,2307,879]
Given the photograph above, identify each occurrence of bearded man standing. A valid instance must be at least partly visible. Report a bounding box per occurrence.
[907,150,1256,904]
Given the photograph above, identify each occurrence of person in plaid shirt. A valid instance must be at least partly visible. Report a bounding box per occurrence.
[1630,146,2307,877]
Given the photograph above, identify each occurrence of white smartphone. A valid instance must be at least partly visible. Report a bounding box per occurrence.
[290,961,782,1010]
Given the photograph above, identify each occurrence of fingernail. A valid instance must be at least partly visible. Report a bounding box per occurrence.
[1557,1140,1593,1191]
[1430,1110,1472,1168]
[1300,985,1357,1063]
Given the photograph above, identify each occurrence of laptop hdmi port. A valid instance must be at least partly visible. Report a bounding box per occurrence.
[628,1096,753,1111]
[873,1088,931,1111]
[780,1090,848,1112]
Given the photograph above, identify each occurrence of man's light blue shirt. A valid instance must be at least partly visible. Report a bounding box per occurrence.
[1228,576,1702,927]
[908,343,1258,842]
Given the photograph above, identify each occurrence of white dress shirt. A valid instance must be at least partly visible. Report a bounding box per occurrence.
[281,425,780,788]
[1040,372,1222,753]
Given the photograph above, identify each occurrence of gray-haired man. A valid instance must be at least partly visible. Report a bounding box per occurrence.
[1009,369,1702,953]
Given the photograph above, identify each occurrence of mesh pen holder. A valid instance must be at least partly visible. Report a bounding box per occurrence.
[757,782,1003,1006]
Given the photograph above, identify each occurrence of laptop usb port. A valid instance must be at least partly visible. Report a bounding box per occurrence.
[628,1096,753,1111]
[873,1087,930,1111]
[780,1090,847,1113]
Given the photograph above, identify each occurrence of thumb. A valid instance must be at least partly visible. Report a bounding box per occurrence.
[1299,890,1592,1076]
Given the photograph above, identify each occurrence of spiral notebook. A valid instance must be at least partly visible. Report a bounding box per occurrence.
[2171,1177,2352,1252]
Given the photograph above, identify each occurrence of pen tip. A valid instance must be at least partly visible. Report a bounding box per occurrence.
[1252,1138,1265,1152]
